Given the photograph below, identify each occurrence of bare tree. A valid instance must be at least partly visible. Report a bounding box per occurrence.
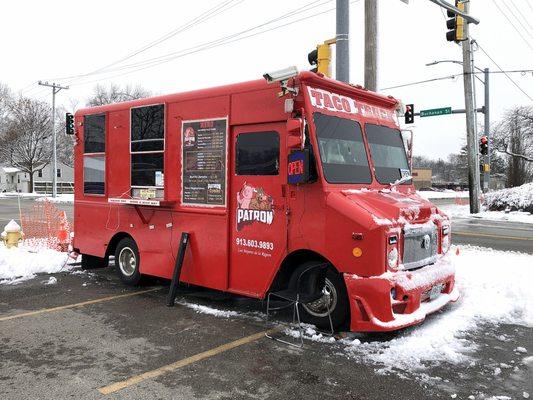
[87,83,151,107]
[0,97,53,191]
[492,107,533,187]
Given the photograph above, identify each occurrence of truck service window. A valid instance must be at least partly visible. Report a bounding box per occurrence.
[365,124,410,184]
[313,112,371,184]
[83,114,106,195]
[130,104,164,188]
[236,132,279,175]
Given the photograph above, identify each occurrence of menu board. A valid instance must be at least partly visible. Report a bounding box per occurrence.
[181,118,227,206]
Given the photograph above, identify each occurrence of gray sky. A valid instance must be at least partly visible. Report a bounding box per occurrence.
[1,0,532,160]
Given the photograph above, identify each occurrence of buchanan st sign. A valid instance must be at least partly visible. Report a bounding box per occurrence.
[420,107,452,117]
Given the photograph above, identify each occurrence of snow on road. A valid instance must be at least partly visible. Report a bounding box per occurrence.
[418,190,469,200]
[0,246,71,284]
[341,246,532,373]
[440,204,533,224]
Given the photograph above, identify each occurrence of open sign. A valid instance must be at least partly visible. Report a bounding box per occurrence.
[288,150,310,185]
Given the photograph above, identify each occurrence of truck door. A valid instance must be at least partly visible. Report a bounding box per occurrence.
[229,123,287,297]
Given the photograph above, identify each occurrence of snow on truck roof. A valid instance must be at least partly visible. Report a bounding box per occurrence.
[76,71,399,116]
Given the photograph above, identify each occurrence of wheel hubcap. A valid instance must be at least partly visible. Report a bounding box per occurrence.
[118,247,136,277]
[303,278,337,318]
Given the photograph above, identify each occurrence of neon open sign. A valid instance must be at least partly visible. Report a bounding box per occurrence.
[288,150,309,185]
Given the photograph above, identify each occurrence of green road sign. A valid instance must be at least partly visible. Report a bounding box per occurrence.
[420,107,452,117]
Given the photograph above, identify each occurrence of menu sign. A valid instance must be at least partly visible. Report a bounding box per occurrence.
[181,118,227,206]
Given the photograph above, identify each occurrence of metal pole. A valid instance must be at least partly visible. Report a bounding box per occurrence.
[461,2,481,213]
[364,0,378,91]
[336,0,350,83]
[38,81,68,198]
[484,67,490,191]
[51,88,57,198]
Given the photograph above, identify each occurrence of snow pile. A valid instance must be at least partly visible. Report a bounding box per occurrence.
[344,246,533,372]
[484,183,533,213]
[440,204,533,224]
[35,194,74,204]
[418,190,469,200]
[0,245,70,284]
[175,299,241,318]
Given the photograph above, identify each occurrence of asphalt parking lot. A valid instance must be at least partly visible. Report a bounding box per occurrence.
[1,265,531,400]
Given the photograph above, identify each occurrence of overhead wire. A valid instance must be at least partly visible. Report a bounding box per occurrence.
[64,0,346,88]
[501,0,533,41]
[475,41,533,103]
[491,0,533,52]
[507,0,533,35]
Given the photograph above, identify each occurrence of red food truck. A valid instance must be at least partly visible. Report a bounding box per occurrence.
[71,69,458,332]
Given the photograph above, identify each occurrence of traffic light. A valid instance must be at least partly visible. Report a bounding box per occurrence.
[308,38,336,78]
[480,135,488,155]
[404,104,414,124]
[446,1,466,42]
[65,112,75,135]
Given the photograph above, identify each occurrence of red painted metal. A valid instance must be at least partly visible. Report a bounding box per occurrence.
[73,72,456,332]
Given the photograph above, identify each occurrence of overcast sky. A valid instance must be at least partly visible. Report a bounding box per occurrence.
[1,0,532,160]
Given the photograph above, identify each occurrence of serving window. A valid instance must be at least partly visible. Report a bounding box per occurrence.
[130,104,164,197]
[83,114,106,195]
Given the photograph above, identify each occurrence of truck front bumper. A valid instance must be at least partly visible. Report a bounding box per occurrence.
[344,254,458,332]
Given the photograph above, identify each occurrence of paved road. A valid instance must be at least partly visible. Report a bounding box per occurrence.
[0,268,531,399]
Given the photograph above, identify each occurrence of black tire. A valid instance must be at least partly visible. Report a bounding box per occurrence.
[291,262,349,331]
[114,237,142,286]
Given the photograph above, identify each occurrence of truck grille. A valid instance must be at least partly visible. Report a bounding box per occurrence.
[402,223,438,270]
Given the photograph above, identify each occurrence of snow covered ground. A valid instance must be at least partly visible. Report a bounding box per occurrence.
[0,245,72,284]
[440,203,533,224]
[418,190,469,200]
[176,245,532,387]
[34,194,74,204]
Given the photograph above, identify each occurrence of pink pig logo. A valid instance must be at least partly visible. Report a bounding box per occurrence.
[237,183,254,209]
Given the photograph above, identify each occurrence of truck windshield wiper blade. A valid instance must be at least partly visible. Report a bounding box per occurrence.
[388,174,413,188]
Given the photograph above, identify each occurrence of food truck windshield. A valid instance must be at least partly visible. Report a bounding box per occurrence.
[313,112,410,185]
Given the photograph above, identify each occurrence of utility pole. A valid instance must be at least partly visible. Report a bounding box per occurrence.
[336,0,350,83]
[38,81,69,198]
[364,0,378,91]
[483,67,490,191]
[460,1,481,213]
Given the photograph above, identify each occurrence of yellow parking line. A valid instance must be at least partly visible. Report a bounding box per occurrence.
[0,288,161,322]
[453,231,533,241]
[98,329,277,395]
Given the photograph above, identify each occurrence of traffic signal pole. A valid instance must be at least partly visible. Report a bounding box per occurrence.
[461,2,481,213]
[364,0,378,90]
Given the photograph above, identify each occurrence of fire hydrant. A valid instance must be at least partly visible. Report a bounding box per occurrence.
[1,219,24,248]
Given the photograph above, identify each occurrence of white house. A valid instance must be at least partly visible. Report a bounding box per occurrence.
[0,163,74,193]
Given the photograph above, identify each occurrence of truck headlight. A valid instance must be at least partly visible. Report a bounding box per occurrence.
[387,247,399,269]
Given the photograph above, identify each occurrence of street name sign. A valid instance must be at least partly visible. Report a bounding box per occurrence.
[420,107,452,117]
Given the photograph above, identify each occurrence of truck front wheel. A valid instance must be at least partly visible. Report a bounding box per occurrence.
[114,237,142,286]
[295,263,349,331]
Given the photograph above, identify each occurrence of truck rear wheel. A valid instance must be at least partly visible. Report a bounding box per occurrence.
[114,237,142,286]
[294,263,349,331]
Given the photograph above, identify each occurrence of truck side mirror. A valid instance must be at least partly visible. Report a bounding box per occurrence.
[288,149,311,185]
[66,113,75,135]
[286,118,303,149]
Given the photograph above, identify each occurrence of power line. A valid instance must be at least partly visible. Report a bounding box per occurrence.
[501,0,533,41]
[380,69,533,91]
[45,0,245,83]
[508,0,533,34]
[491,0,533,52]
[65,1,346,88]
[475,41,533,103]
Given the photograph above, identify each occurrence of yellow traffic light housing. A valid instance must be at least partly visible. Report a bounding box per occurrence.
[308,38,337,78]
[446,1,466,42]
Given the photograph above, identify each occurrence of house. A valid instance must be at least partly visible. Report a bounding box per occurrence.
[0,163,74,193]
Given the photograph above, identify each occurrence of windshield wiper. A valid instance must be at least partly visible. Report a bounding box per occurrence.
[388,174,413,189]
